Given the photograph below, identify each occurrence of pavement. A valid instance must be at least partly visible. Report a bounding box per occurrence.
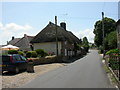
[20,50,115,88]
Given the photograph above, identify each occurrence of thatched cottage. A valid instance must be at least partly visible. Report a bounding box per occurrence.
[30,22,80,57]
[8,34,34,51]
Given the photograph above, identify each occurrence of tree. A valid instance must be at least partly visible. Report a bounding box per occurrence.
[79,38,82,45]
[105,31,117,50]
[82,37,89,52]
[93,17,116,47]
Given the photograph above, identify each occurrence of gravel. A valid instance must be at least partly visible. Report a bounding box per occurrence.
[2,63,64,88]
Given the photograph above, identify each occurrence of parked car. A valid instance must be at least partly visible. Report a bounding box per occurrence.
[0,54,28,73]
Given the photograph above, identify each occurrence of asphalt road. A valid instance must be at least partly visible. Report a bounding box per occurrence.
[21,50,114,88]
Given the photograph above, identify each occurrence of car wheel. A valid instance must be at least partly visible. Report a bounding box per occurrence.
[15,67,19,73]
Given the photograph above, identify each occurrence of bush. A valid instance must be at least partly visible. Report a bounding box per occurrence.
[31,51,38,58]
[26,51,32,58]
[98,45,103,54]
[18,51,24,56]
[26,51,37,58]
[106,48,119,55]
[8,50,18,54]
[82,45,89,52]
[35,49,48,57]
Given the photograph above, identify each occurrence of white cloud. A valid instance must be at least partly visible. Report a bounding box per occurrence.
[0,22,34,45]
[72,29,95,43]
[0,22,3,27]
[1,23,33,31]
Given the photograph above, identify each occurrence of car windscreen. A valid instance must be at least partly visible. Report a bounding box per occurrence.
[1,56,10,62]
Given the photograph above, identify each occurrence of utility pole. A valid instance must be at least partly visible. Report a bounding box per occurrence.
[102,12,105,58]
[55,16,58,57]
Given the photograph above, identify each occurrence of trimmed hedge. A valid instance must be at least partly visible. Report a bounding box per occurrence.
[18,51,24,56]
[35,49,48,57]
[26,51,38,58]
[8,50,18,54]
[106,48,119,55]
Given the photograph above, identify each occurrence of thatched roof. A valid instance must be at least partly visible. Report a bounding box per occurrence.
[31,22,80,44]
[8,38,21,45]
[14,35,34,51]
[8,34,34,51]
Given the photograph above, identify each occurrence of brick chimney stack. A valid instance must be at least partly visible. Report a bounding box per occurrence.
[60,22,66,30]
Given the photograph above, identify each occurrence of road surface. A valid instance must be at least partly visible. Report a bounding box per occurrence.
[21,50,114,88]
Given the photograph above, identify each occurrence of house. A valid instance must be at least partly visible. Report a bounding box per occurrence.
[116,19,120,51]
[30,22,81,59]
[8,34,34,51]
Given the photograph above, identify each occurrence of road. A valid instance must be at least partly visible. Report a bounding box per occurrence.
[21,50,114,88]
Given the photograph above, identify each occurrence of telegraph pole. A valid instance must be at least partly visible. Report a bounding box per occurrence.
[55,16,58,57]
[102,12,105,57]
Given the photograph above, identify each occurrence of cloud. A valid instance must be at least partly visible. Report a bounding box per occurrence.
[0,22,3,28]
[0,22,34,45]
[72,29,95,43]
[1,23,33,31]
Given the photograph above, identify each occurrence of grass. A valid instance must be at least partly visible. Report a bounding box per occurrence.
[103,64,110,73]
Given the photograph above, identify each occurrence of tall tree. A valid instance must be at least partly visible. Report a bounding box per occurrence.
[82,37,89,52]
[93,17,116,47]
[105,31,117,50]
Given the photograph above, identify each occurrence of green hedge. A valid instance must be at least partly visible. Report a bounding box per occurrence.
[18,51,24,56]
[8,50,18,54]
[26,51,38,58]
[35,49,48,57]
[106,48,119,55]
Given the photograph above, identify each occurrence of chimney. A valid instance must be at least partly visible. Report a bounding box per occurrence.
[49,21,52,24]
[60,22,66,30]
[24,34,27,37]
[12,36,15,40]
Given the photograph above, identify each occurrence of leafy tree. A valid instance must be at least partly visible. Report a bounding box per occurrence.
[79,38,82,45]
[82,37,89,52]
[105,31,117,49]
[93,17,116,47]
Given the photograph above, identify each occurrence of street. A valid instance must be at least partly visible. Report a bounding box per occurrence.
[21,50,114,88]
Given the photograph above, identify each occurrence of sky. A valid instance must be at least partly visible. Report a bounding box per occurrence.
[0,1,119,45]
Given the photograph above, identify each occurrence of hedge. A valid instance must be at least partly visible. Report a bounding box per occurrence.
[35,49,48,57]
[26,51,38,58]
[8,50,18,54]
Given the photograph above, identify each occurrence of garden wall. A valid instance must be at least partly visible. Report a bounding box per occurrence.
[28,56,62,65]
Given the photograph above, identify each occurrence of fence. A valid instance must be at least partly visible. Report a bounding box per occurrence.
[109,54,119,81]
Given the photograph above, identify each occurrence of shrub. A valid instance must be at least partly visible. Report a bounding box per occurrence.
[35,49,48,57]
[18,51,24,56]
[82,45,89,52]
[106,48,119,55]
[31,51,38,58]
[98,45,103,54]
[26,51,37,58]
[26,51,32,58]
[8,50,18,54]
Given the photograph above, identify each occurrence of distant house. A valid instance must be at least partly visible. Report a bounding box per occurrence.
[116,19,120,51]
[8,34,34,51]
[30,22,80,58]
